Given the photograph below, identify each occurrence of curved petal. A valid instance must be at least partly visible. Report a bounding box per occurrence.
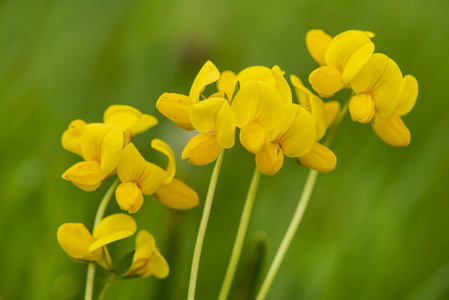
[189,61,220,102]
[151,139,176,184]
[394,75,419,116]
[131,114,158,136]
[306,29,332,66]
[309,95,328,140]
[342,42,375,83]
[103,105,145,133]
[81,123,115,163]
[297,142,337,173]
[100,126,124,174]
[272,66,292,103]
[240,122,268,154]
[182,133,221,166]
[57,223,104,262]
[117,143,147,183]
[349,93,375,124]
[217,70,237,102]
[62,161,108,192]
[324,101,341,127]
[216,101,236,149]
[156,93,194,131]
[62,119,87,157]
[309,66,345,97]
[255,143,284,176]
[371,113,410,147]
[139,162,168,195]
[115,182,144,214]
[147,250,170,278]
[90,213,137,252]
[155,178,199,210]
[237,66,273,87]
[190,98,227,133]
[290,75,313,105]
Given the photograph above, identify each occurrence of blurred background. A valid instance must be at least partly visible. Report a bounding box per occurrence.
[1,0,448,299]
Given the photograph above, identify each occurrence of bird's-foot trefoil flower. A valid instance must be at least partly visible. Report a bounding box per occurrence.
[57,213,137,270]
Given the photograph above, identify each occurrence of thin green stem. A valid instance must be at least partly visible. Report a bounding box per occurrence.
[218,167,261,300]
[188,149,227,300]
[255,95,351,300]
[84,178,120,300]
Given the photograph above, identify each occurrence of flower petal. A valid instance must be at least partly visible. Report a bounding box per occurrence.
[139,162,168,195]
[189,61,220,102]
[217,70,237,102]
[104,105,144,133]
[117,143,147,183]
[290,75,313,105]
[131,114,158,136]
[62,161,108,192]
[371,113,411,147]
[190,98,226,133]
[147,250,170,279]
[342,42,375,83]
[100,126,124,174]
[154,178,199,210]
[62,119,87,157]
[309,66,345,97]
[309,96,328,140]
[57,223,103,262]
[306,29,332,66]
[255,143,284,176]
[297,142,337,172]
[394,75,418,116]
[182,133,221,165]
[239,122,268,154]
[151,139,176,184]
[115,182,144,214]
[81,123,115,162]
[90,213,137,252]
[237,66,273,87]
[349,93,375,124]
[156,93,194,131]
[272,66,292,103]
[216,101,236,149]
[324,101,341,127]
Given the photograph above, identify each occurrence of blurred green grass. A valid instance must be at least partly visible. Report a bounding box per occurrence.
[1,0,449,299]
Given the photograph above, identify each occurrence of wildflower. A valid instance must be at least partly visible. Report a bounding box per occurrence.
[126,230,169,278]
[291,75,339,172]
[57,213,137,269]
[307,29,375,97]
[349,53,418,146]
[116,141,199,213]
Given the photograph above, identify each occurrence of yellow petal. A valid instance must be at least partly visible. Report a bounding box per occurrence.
[151,139,176,184]
[240,122,268,154]
[62,161,108,192]
[309,66,345,97]
[81,123,114,162]
[255,143,284,176]
[217,70,237,102]
[272,66,292,103]
[189,61,220,102]
[297,142,337,173]
[232,80,285,129]
[57,223,103,262]
[342,42,375,83]
[100,126,124,174]
[115,182,144,214]
[146,250,170,278]
[371,113,411,147]
[277,104,316,157]
[104,105,156,134]
[182,133,221,165]
[90,213,137,252]
[190,98,226,133]
[154,178,199,210]
[324,101,341,127]
[349,93,375,124]
[306,29,332,66]
[156,93,194,131]
[62,119,87,157]
[394,75,418,116]
[290,75,313,105]
[308,96,328,140]
[138,162,168,195]
[237,66,273,87]
[216,101,236,149]
[131,114,158,136]
[135,230,156,258]
[117,143,147,183]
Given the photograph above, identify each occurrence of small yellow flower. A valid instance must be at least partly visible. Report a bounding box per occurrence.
[116,141,199,213]
[57,213,137,269]
[307,29,375,97]
[126,230,169,278]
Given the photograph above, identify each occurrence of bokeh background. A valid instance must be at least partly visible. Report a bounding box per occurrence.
[1,0,449,299]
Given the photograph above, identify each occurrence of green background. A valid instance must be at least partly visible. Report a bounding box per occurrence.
[1,0,448,299]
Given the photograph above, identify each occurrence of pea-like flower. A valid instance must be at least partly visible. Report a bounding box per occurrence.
[57,213,137,269]
[307,29,375,97]
[349,53,418,146]
[116,140,199,213]
[126,230,169,278]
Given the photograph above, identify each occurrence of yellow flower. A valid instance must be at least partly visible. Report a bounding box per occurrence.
[62,123,124,191]
[57,213,137,269]
[349,53,418,146]
[116,141,199,213]
[182,98,236,165]
[126,230,169,278]
[156,61,220,130]
[307,29,375,97]
[291,75,340,172]
[217,70,238,102]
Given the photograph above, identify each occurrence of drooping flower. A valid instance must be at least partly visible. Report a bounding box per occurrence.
[57,213,137,269]
[116,141,199,213]
[307,29,375,97]
[126,230,169,278]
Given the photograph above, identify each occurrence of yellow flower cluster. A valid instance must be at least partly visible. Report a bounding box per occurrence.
[307,29,418,146]
[156,62,339,175]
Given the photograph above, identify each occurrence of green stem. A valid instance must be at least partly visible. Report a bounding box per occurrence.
[255,95,351,300]
[84,178,120,300]
[218,167,261,300]
[188,149,227,300]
